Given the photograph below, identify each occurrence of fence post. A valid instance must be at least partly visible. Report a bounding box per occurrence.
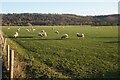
[3,38,7,55]
[9,50,14,80]
[0,45,2,80]
[7,45,10,71]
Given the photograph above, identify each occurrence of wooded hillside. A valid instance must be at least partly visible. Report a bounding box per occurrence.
[1,13,118,26]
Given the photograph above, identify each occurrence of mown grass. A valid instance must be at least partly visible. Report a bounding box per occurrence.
[2,26,119,79]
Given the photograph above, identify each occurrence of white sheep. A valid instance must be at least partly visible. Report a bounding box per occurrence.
[26,29,30,32]
[42,32,47,37]
[41,30,45,32]
[8,27,10,29]
[17,28,20,32]
[38,33,43,37]
[76,33,84,39]
[61,34,69,39]
[55,31,59,34]
[33,29,36,31]
[38,31,47,38]
[13,32,19,38]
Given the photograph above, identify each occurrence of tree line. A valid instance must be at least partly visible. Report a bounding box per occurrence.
[0,13,118,26]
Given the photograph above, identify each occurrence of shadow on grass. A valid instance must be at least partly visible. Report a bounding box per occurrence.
[8,70,120,80]
[103,41,119,44]
[92,37,118,39]
[8,36,34,38]
[2,62,9,79]
[33,38,61,40]
[8,36,62,40]
[33,38,81,41]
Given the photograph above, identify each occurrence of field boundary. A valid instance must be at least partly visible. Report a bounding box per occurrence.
[1,33,68,79]
[0,33,15,80]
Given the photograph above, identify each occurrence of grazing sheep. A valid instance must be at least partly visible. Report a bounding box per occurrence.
[33,29,36,31]
[13,32,19,38]
[26,29,30,32]
[38,31,47,38]
[61,34,69,39]
[42,32,47,37]
[76,33,84,39]
[41,30,47,36]
[38,33,43,37]
[55,31,59,34]
[17,28,20,32]
[8,27,10,29]
[41,30,45,32]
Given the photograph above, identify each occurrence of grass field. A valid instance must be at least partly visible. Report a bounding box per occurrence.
[2,26,119,79]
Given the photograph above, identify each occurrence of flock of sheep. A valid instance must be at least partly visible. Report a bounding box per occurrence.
[11,27,84,39]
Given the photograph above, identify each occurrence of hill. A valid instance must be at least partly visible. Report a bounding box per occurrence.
[1,13,118,26]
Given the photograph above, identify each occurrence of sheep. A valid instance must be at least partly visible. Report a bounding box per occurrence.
[33,29,36,31]
[17,28,20,32]
[41,30,47,36]
[76,33,84,39]
[61,34,68,39]
[13,32,19,38]
[8,27,10,29]
[38,33,43,37]
[26,29,30,32]
[41,30,45,32]
[55,31,59,34]
[41,32,47,37]
[38,31,47,38]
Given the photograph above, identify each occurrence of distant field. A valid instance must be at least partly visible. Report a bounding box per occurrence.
[2,26,119,79]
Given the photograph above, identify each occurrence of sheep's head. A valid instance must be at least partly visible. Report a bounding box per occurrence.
[55,31,59,34]
[41,30,45,32]
[76,33,80,35]
[61,34,68,39]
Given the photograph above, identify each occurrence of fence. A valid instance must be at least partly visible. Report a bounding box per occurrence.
[0,33,14,80]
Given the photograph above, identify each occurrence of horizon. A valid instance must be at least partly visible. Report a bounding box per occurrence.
[1,2,118,16]
[0,13,118,17]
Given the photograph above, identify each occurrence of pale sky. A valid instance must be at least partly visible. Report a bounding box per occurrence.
[0,0,119,16]
[0,0,119,2]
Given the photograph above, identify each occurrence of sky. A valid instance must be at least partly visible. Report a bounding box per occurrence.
[0,0,119,2]
[0,0,119,16]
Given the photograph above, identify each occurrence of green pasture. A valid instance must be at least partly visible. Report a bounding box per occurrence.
[2,26,119,79]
